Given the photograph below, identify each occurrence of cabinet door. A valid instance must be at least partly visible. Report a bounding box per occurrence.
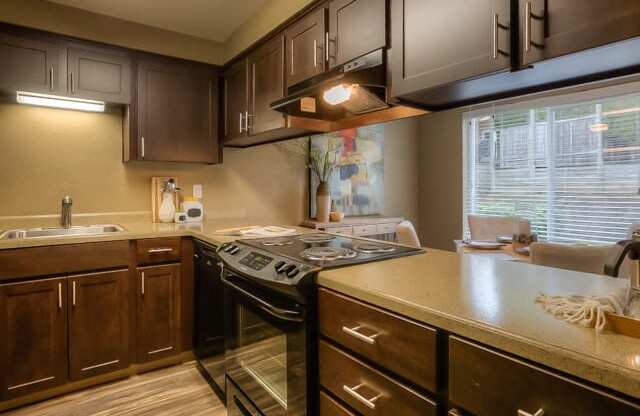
[328,0,386,68]
[137,60,219,163]
[68,270,130,381]
[248,34,286,135]
[521,0,640,66]
[0,33,64,95]
[224,58,249,141]
[67,48,131,103]
[285,6,327,89]
[136,264,181,363]
[0,278,67,400]
[390,0,511,98]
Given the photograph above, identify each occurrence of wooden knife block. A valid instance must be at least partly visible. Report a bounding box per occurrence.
[151,177,179,223]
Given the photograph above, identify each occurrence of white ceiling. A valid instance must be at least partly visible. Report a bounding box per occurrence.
[47,0,270,42]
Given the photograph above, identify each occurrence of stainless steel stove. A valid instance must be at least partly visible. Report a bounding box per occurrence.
[217,233,423,416]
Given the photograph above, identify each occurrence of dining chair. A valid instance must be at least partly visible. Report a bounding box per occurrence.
[530,242,615,275]
[467,214,531,241]
[395,220,421,247]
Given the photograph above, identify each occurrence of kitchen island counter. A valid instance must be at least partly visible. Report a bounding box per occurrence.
[317,248,640,400]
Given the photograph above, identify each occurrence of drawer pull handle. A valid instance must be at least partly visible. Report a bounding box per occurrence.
[518,409,544,416]
[342,325,380,345]
[148,247,173,253]
[343,383,382,409]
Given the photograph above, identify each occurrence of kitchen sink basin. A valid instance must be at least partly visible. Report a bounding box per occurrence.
[0,224,126,240]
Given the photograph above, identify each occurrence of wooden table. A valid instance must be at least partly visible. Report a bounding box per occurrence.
[454,240,531,262]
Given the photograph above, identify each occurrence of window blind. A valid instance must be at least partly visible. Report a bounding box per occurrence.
[463,93,640,244]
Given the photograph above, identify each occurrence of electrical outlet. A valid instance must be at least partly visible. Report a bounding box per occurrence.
[193,184,203,199]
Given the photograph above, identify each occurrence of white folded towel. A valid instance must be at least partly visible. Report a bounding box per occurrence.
[535,288,629,332]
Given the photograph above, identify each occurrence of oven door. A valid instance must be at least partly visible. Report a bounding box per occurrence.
[223,270,307,416]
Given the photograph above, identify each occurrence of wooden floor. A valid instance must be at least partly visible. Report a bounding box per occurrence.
[3,362,227,416]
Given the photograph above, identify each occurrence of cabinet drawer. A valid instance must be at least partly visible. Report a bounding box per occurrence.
[319,288,438,392]
[325,226,353,236]
[319,340,437,416]
[0,241,129,281]
[353,225,377,236]
[136,238,181,265]
[376,223,397,234]
[320,390,356,416]
[449,336,640,416]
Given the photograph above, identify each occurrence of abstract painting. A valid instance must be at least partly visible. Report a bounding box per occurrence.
[309,125,384,217]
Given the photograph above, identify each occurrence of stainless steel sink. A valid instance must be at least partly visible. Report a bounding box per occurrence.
[0,224,126,240]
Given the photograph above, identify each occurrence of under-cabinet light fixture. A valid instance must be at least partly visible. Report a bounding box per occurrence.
[16,91,105,113]
[323,84,353,105]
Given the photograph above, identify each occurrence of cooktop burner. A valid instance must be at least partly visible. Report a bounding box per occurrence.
[300,247,358,261]
[260,237,295,246]
[353,242,397,253]
[297,234,336,244]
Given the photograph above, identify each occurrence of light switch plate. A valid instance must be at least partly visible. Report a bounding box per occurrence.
[193,184,202,199]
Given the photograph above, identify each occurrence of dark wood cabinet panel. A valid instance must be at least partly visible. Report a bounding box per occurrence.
[318,288,438,393]
[449,336,640,416]
[248,34,286,135]
[67,47,131,104]
[319,340,438,416]
[136,237,182,265]
[68,270,130,380]
[137,59,219,163]
[390,0,511,98]
[224,58,249,141]
[319,390,357,416]
[285,6,327,89]
[0,241,129,282]
[521,0,640,66]
[0,278,67,400]
[328,0,386,68]
[136,264,181,363]
[0,32,65,95]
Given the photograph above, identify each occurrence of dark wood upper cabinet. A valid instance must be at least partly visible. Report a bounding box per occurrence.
[136,59,219,163]
[285,6,327,89]
[0,32,65,95]
[520,0,640,66]
[68,270,130,381]
[136,264,181,363]
[390,0,511,99]
[223,58,249,142]
[0,278,67,400]
[67,47,131,104]
[248,33,286,135]
[328,0,386,68]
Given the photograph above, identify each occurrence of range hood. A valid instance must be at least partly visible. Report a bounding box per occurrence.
[270,49,390,121]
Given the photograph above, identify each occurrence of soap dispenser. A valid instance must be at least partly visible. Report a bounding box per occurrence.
[158,178,180,223]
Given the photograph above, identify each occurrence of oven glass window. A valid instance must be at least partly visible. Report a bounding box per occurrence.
[237,303,288,408]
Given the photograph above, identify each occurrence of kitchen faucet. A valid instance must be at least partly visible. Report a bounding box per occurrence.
[61,195,73,228]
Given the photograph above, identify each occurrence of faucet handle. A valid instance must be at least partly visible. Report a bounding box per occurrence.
[62,195,73,204]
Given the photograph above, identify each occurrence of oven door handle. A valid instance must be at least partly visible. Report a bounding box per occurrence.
[221,275,304,323]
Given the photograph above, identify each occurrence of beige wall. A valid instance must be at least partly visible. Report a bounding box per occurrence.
[224,0,315,62]
[417,109,464,251]
[0,0,225,65]
[0,104,419,227]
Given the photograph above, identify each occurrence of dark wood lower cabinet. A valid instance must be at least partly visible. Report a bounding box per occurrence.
[0,278,67,400]
[68,269,130,380]
[320,390,357,416]
[136,264,181,362]
[319,340,438,416]
[449,336,640,416]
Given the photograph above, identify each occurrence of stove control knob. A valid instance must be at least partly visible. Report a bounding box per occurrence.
[274,261,286,272]
[283,264,297,275]
[223,244,234,253]
[229,246,241,255]
[286,267,299,278]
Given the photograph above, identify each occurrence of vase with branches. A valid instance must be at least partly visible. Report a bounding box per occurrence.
[309,141,340,222]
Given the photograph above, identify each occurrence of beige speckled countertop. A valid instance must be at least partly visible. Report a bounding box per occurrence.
[0,219,310,250]
[317,248,640,400]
